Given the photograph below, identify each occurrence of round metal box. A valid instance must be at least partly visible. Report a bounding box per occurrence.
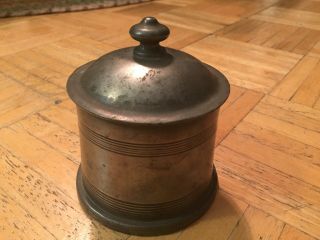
[67,17,230,236]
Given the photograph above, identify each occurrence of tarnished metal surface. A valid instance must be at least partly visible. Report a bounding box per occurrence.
[67,16,230,235]
[67,17,229,124]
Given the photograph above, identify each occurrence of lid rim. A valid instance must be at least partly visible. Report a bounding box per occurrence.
[67,63,230,125]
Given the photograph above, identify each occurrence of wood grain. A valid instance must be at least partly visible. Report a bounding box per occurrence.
[183,36,302,93]
[223,120,320,187]
[228,207,284,240]
[217,94,320,238]
[216,87,264,145]
[0,17,78,57]
[38,106,79,134]
[176,191,248,240]
[1,0,320,239]
[279,225,318,240]
[116,2,177,17]
[215,145,320,238]
[18,112,81,163]
[252,7,320,30]
[217,19,320,55]
[310,41,320,57]
[154,0,203,7]
[0,144,126,239]
[0,187,55,240]
[0,57,63,97]
[158,8,224,33]
[290,58,320,107]
[0,78,50,128]
[161,0,277,26]
[276,0,320,13]
[0,124,79,199]
[271,56,320,101]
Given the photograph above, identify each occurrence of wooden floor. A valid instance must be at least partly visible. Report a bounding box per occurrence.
[1,0,320,239]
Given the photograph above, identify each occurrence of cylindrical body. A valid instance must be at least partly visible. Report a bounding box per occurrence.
[78,108,219,219]
[68,17,230,236]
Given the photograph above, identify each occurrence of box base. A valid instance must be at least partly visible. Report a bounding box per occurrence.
[76,167,218,236]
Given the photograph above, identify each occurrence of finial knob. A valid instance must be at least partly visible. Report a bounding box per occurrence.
[129,17,170,58]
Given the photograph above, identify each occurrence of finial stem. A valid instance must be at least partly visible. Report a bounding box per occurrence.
[129,17,170,58]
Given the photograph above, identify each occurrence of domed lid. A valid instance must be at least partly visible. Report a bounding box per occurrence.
[67,17,229,124]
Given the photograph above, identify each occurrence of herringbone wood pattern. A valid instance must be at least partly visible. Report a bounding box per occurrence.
[0,0,320,239]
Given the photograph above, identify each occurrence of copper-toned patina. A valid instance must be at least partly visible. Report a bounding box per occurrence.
[67,16,230,236]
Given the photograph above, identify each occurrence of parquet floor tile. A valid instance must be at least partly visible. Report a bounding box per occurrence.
[154,0,203,7]
[160,0,277,27]
[216,86,264,145]
[218,95,320,238]
[115,2,178,17]
[0,16,79,57]
[276,0,320,13]
[183,36,302,93]
[310,41,320,57]
[0,77,50,128]
[42,11,140,42]
[271,55,320,108]
[227,206,284,240]
[217,19,320,55]
[252,7,320,31]
[173,191,248,240]
[157,0,277,34]
[0,144,126,239]
[0,187,56,240]
[215,143,320,238]
[280,225,318,240]
[158,8,224,33]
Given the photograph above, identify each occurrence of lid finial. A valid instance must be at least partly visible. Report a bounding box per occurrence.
[129,17,170,58]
